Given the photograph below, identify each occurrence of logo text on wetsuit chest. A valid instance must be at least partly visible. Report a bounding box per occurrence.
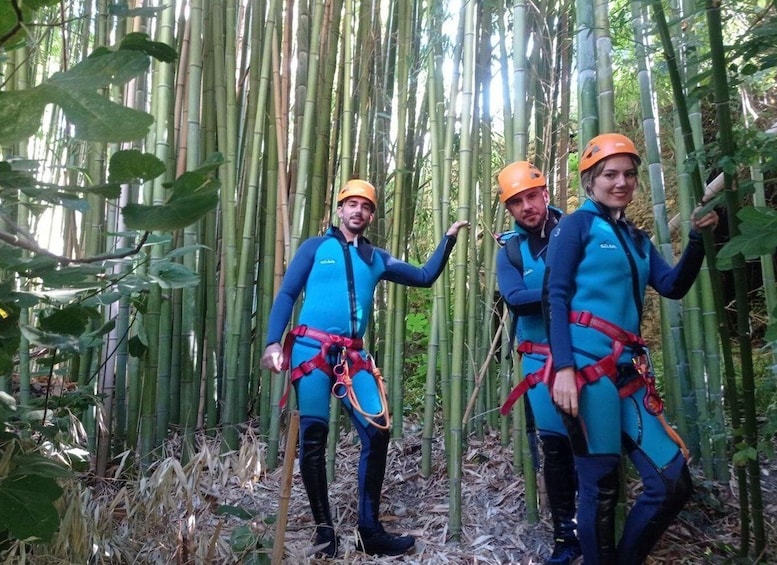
[319,258,337,265]
[600,241,617,249]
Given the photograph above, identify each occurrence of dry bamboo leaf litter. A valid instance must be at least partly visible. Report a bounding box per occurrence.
[4,420,775,564]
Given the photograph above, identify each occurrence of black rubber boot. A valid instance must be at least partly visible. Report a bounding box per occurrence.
[576,454,620,564]
[617,450,693,564]
[541,434,582,565]
[299,417,339,558]
[356,525,416,556]
[353,420,415,556]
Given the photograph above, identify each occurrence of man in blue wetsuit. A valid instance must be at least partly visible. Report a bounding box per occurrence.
[261,178,469,558]
[545,133,719,564]
[495,161,581,565]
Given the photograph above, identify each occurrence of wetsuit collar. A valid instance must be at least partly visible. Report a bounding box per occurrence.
[327,225,376,265]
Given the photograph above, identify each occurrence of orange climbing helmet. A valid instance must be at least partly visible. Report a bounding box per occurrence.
[579,133,641,173]
[337,179,378,209]
[497,161,547,203]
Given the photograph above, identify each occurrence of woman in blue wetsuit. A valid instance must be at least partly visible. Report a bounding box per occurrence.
[544,133,719,564]
[261,178,468,558]
[495,161,580,565]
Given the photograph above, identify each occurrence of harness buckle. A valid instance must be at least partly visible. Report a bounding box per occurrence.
[573,310,593,327]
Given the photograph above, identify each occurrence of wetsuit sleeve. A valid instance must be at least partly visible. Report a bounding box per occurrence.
[496,247,542,316]
[648,230,706,299]
[379,234,457,287]
[264,238,320,345]
[544,214,587,371]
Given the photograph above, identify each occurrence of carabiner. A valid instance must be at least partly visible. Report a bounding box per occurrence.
[632,345,653,376]
[643,391,664,416]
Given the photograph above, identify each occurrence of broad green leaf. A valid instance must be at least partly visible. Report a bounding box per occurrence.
[115,274,154,295]
[9,455,73,479]
[0,92,49,145]
[128,335,148,358]
[191,152,226,175]
[52,49,150,90]
[0,474,63,543]
[0,50,155,144]
[20,325,82,353]
[83,291,124,307]
[108,150,166,184]
[130,169,221,231]
[165,244,210,260]
[86,319,117,339]
[79,183,122,198]
[230,525,260,552]
[122,190,219,231]
[120,32,178,63]
[39,82,154,142]
[39,306,101,336]
[717,206,777,265]
[148,262,200,289]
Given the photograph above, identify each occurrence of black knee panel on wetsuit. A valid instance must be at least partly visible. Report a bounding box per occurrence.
[299,417,339,557]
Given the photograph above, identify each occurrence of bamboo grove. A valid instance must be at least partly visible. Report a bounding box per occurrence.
[1,0,776,560]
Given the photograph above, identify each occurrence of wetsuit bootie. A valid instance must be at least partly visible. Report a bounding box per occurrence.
[351,418,415,555]
[299,417,338,558]
[576,454,620,565]
[356,524,416,556]
[312,525,339,558]
[541,434,581,565]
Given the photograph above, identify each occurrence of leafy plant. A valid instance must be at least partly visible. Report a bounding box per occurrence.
[0,22,223,556]
[0,392,79,544]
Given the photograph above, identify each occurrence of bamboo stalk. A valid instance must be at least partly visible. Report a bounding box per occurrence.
[272,410,300,565]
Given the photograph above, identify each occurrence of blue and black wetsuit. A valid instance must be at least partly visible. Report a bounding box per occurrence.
[266,225,457,538]
[497,206,565,437]
[497,207,581,559]
[545,198,703,564]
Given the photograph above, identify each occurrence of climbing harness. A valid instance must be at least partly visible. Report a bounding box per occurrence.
[331,347,390,430]
[281,325,390,430]
[500,341,552,415]
[499,310,689,459]
[569,310,689,460]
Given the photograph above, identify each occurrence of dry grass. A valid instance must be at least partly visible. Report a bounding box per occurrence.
[3,420,774,564]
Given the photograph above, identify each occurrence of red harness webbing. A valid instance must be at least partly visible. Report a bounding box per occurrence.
[281,325,369,381]
[499,311,649,415]
[279,325,390,430]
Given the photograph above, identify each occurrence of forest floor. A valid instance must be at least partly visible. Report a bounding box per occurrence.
[234,418,775,565]
[10,413,775,564]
